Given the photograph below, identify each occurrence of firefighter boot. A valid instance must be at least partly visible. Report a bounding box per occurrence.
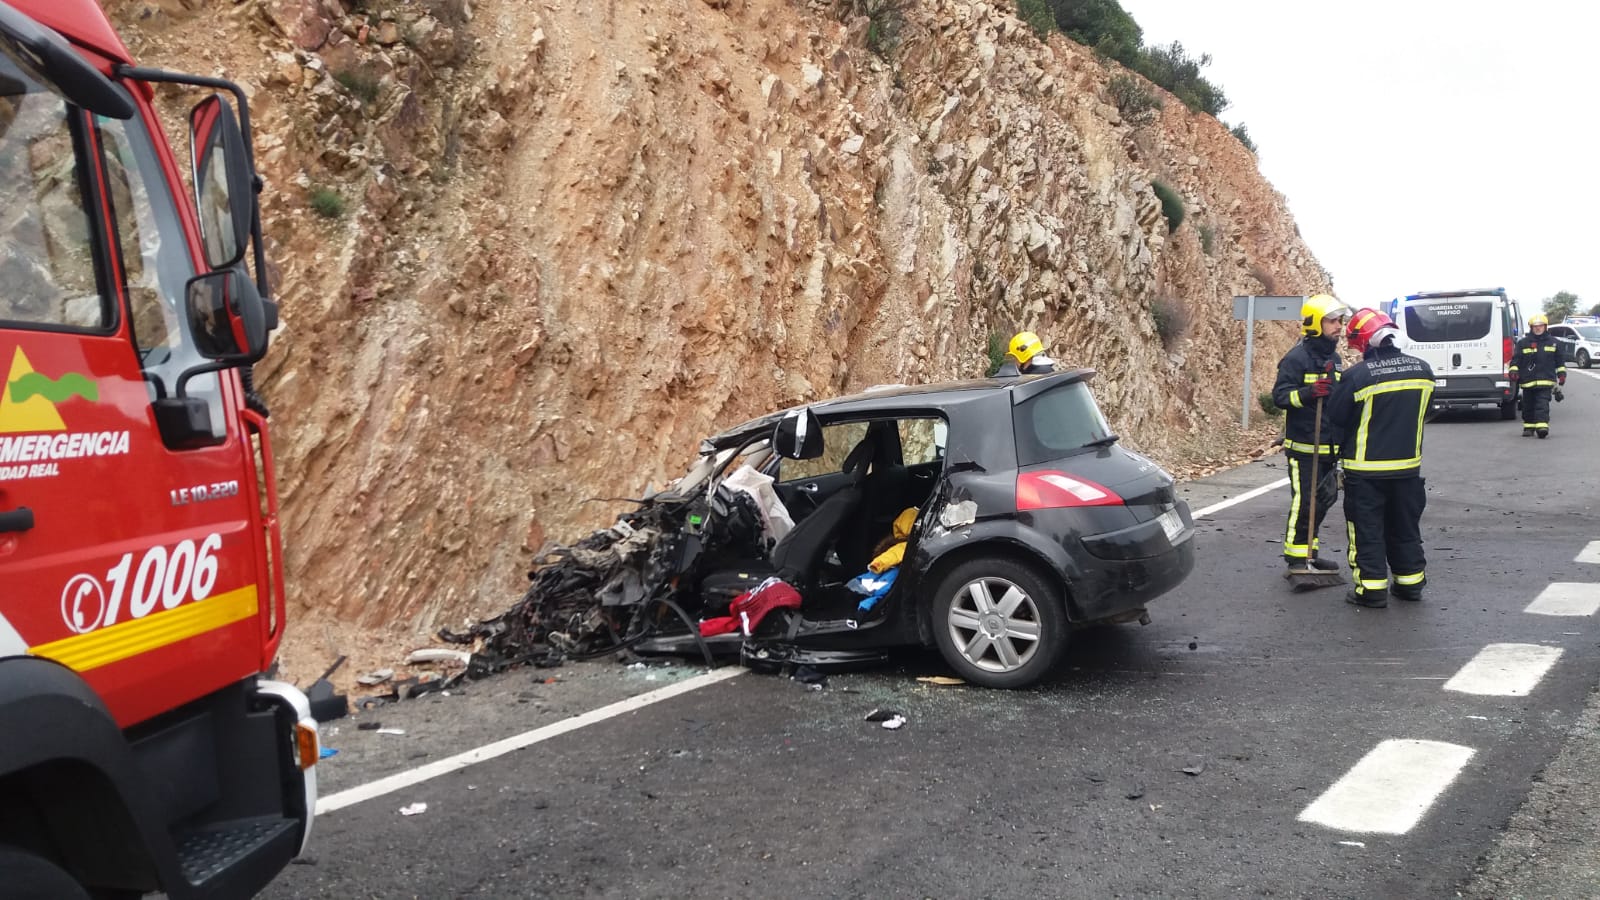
[1392,578,1425,602]
[1537,428,1549,439]
[1522,426,1534,437]
[1345,587,1388,609]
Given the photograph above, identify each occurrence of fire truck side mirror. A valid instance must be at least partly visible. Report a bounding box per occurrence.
[188,94,254,271]
[186,268,268,362]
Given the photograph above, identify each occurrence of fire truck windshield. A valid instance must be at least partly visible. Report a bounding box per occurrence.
[1,55,224,437]
[0,56,106,329]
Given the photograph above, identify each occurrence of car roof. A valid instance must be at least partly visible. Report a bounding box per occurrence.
[1402,289,1507,301]
[701,369,1095,451]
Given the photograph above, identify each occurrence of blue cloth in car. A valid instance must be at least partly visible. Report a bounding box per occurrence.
[848,567,899,613]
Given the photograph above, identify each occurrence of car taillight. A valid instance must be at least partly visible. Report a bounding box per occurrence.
[1503,337,1513,368]
[1016,470,1124,510]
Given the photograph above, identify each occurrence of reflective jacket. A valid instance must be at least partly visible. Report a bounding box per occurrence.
[1325,343,1435,478]
[1271,335,1343,453]
[1509,332,1565,387]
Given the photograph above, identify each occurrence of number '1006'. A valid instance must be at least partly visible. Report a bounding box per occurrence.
[103,534,223,625]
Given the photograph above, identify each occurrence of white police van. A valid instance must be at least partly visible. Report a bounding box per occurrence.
[1386,288,1523,419]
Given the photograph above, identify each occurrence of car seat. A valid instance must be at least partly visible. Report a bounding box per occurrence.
[767,434,876,586]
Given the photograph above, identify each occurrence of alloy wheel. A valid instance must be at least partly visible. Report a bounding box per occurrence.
[946,576,1042,673]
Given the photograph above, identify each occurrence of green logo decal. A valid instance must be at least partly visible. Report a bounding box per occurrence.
[8,372,99,405]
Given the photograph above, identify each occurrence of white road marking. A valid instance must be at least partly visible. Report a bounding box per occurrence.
[1443,643,1564,696]
[315,667,746,816]
[1571,369,1600,381]
[1192,477,1291,519]
[1524,583,1600,617]
[1576,541,1600,564]
[1298,739,1475,834]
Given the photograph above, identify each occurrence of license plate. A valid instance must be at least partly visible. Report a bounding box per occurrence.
[1157,508,1185,542]
[1435,378,1447,387]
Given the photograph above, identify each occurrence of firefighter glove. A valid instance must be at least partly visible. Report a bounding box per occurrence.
[1554,386,1565,403]
[1558,374,1567,386]
[1308,378,1332,399]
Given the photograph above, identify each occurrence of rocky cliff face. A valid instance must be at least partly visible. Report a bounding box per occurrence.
[107,0,1328,667]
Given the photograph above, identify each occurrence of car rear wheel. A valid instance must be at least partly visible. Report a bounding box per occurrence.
[932,558,1067,689]
[1580,349,1592,369]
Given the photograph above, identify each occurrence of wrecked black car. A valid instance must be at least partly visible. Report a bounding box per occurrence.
[448,369,1196,689]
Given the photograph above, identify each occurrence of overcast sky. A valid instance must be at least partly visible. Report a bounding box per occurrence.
[1116,0,1600,316]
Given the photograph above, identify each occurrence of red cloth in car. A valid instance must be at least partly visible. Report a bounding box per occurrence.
[699,616,740,637]
[698,577,802,637]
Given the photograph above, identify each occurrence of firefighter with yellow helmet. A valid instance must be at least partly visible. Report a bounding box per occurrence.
[1508,313,1566,438]
[1271,294,1349,577]
[994,331,1057,376]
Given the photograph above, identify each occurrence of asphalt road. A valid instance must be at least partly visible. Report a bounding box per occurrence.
[268,371,1600,899]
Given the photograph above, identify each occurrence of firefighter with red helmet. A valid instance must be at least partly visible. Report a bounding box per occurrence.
[1508,313,1566,438]
[1324,308,1435,608]
[1271,294,1349,575]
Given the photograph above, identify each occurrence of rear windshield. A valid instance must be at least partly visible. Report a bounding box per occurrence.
[1403,301,1494,342]
[1575,325,1600,341]
[1012,381,1113,466]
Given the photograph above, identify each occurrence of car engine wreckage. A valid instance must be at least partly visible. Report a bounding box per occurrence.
[439,466,815,677]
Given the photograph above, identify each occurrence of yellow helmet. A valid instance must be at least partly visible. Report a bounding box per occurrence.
[1529,313,1548,327]
[1300,294,1348,338]
[1008,331,1045,364]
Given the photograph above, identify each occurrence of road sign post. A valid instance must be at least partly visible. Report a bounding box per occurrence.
[1232,296,1305,427]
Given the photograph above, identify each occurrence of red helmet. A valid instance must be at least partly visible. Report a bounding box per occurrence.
[1347,308,1399,353]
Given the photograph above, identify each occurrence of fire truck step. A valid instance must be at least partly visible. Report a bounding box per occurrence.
[174,816,299,886]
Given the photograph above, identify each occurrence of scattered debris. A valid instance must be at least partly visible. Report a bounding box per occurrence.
[318,747,338,760]
[1125,785,1146,800]
[881,714,906,730]
[376,727,407,736]
[1182,764,1204,776]
[1337,840,1366,848]
[357,668,395,686]
[306,672,349,723]
[916,675,965,686]
[398,802,428,816]
[406,648,472,666]
[792,665,827,687]
[1188,641,1199,650]
[357,721,383,731]
[864,708,902,723]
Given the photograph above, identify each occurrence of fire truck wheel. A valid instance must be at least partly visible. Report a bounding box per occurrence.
[0,845,90,900]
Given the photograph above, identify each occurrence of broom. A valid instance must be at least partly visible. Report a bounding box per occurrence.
[1287,363,1345,592]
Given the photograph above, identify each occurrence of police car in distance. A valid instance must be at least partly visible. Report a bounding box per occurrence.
[1547,315,1600,369]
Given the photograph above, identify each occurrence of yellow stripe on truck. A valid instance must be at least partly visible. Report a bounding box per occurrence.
[30,586,258,673]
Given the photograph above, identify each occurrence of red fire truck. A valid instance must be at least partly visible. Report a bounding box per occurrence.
[0,0,318,896]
